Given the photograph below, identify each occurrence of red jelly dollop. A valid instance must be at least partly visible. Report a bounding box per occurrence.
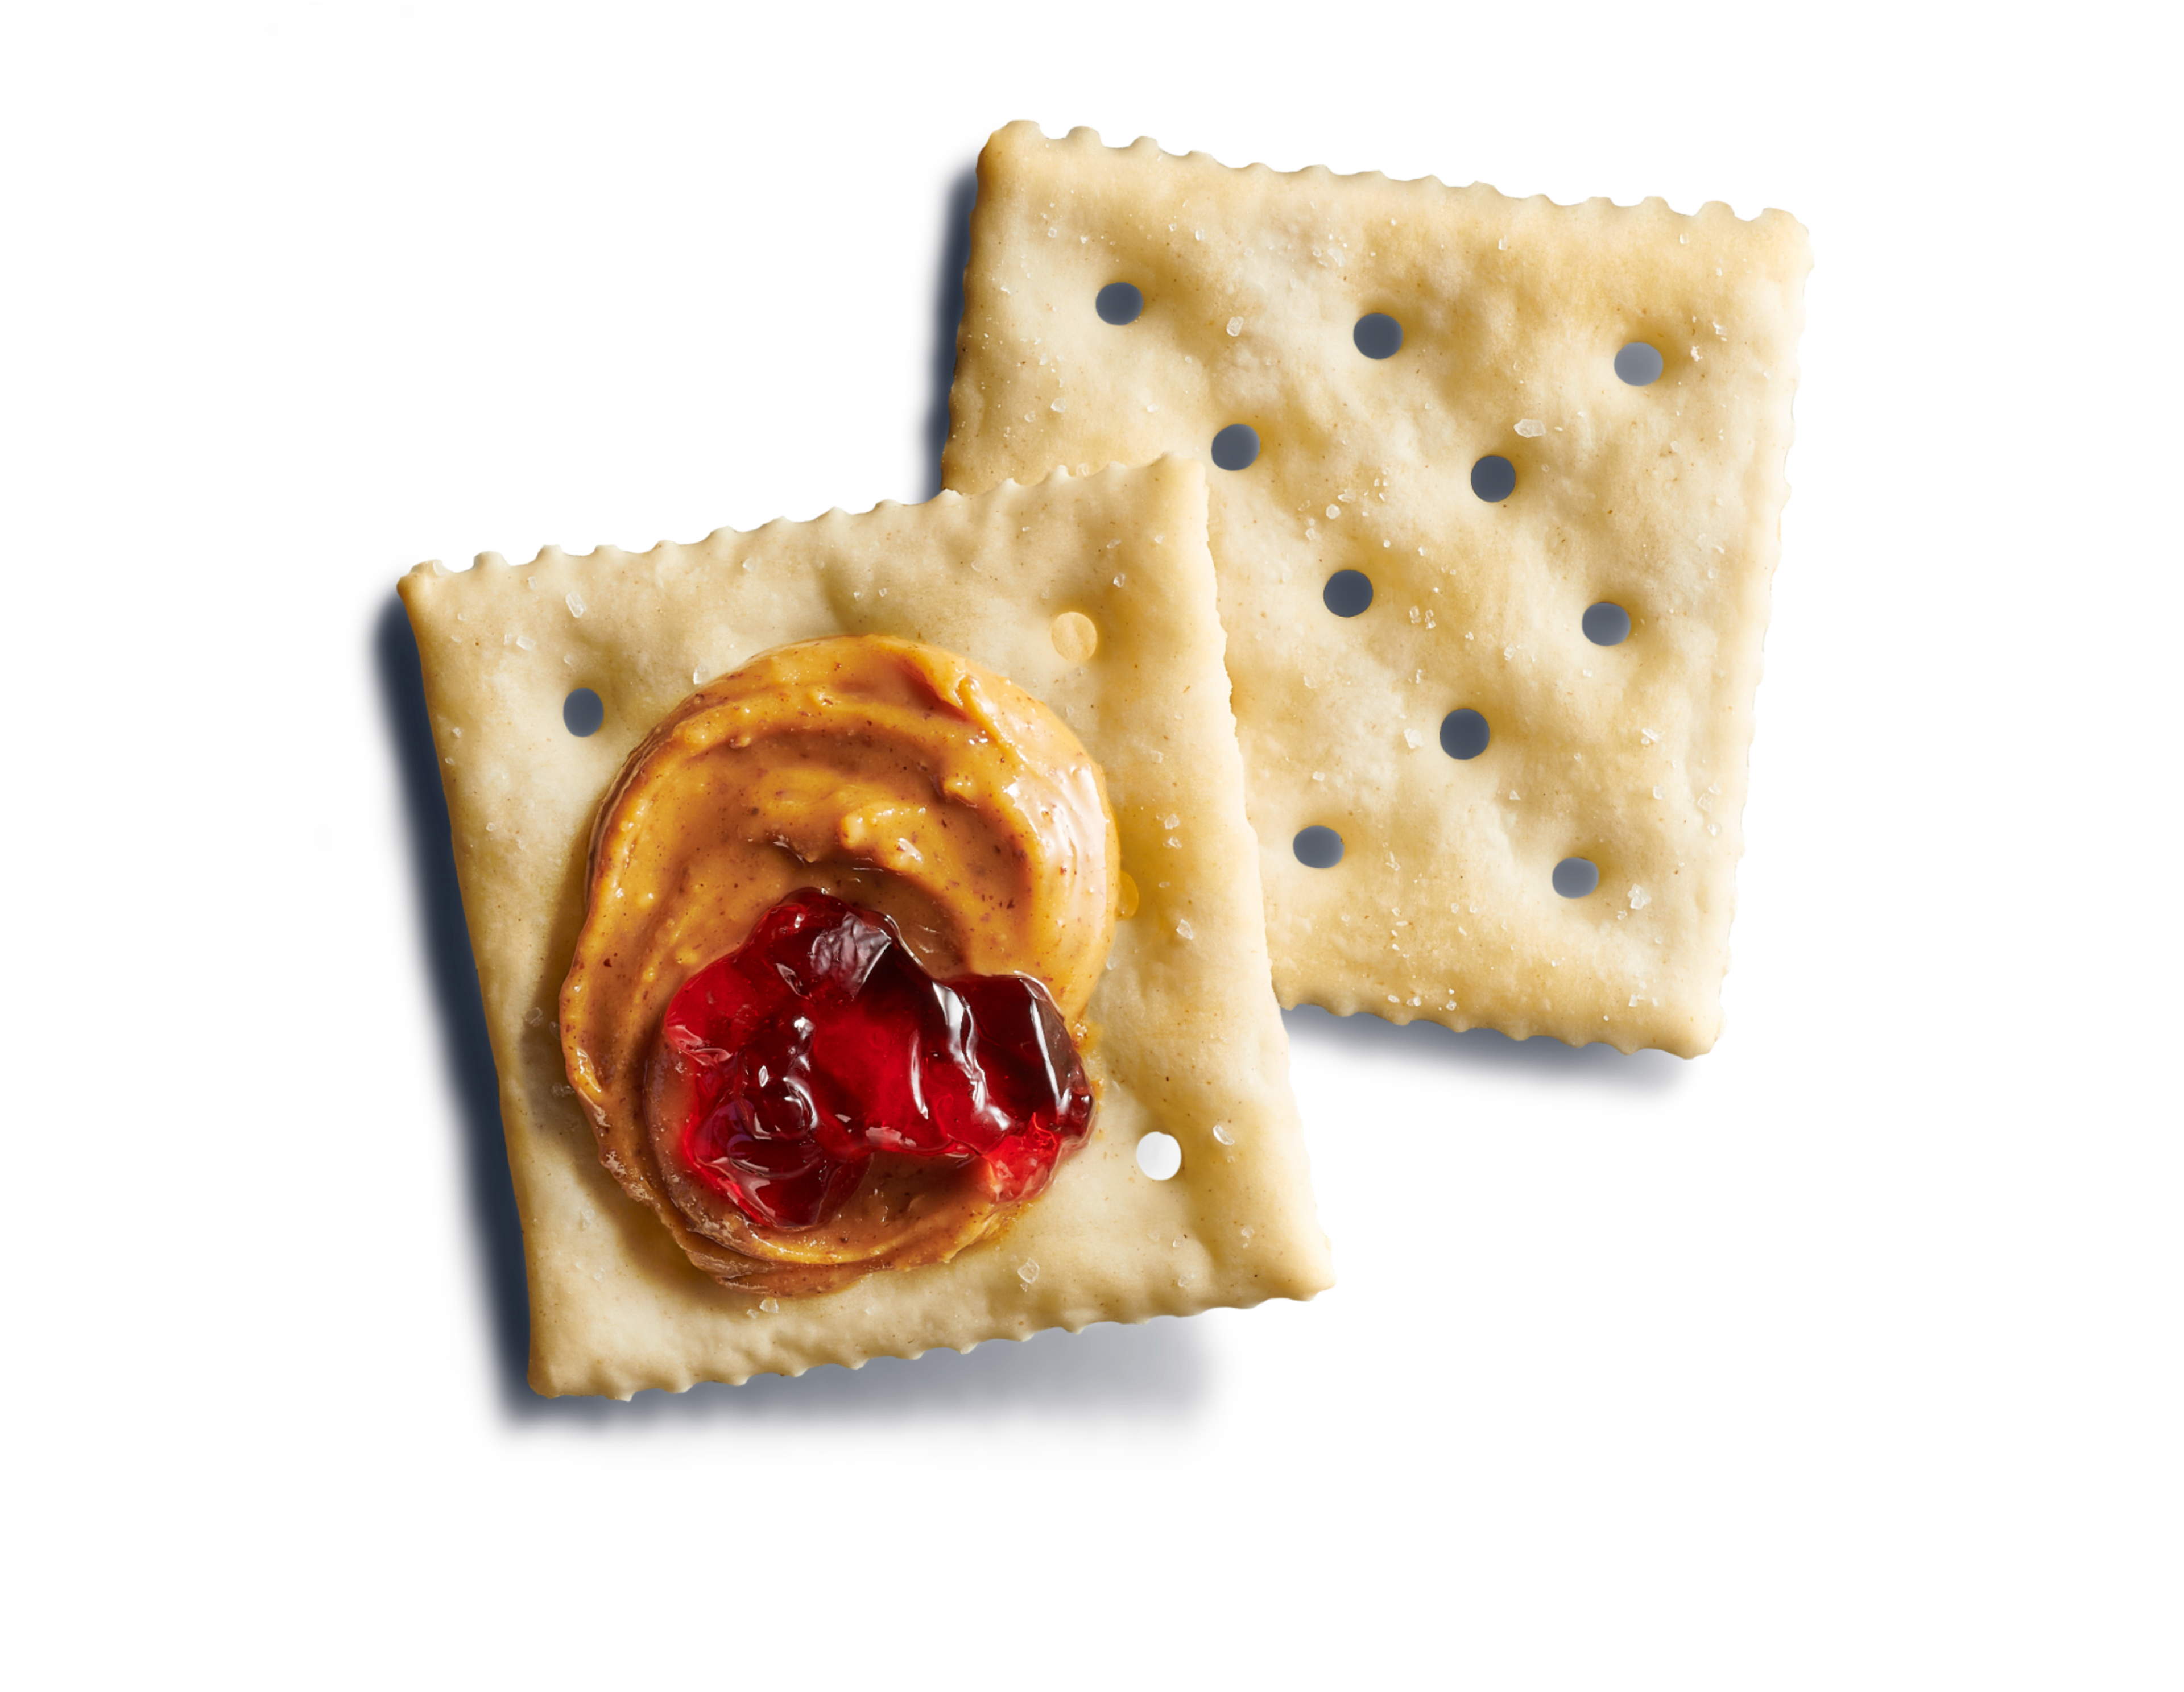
[660,890,1095,1231]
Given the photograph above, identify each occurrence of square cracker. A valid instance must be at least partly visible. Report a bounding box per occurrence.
[399,457,1330,1397]
[945,122,1811,1056]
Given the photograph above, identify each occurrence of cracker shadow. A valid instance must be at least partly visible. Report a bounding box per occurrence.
[1284,1004,1694,1113]
[904,142,974,500]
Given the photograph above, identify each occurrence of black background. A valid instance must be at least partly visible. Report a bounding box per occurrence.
[341,106,1843,1458]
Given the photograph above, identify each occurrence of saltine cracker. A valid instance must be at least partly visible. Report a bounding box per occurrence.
[399,458,1330,1396]
[945,123,1810,1056]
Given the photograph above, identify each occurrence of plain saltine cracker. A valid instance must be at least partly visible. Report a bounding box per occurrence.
[944,122,1810,1056]
[399,458,1330,1396]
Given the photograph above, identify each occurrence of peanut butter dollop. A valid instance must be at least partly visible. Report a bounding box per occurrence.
[560,635,1120,1296]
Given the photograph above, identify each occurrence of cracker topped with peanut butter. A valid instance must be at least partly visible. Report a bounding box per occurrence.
[399,459,1330,1396]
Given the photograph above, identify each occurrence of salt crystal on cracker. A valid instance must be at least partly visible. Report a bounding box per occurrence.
[945,123,1810,1056]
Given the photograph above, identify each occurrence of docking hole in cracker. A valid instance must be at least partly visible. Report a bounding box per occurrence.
[399,457,1330,1395]
[944,123,1811,1056]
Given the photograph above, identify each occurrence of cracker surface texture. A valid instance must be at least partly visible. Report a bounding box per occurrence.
[944,123,1811,1056]
[399,459,1329,1396]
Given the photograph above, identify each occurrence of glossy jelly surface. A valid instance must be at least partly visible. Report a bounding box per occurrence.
[661,890,1094,1231]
